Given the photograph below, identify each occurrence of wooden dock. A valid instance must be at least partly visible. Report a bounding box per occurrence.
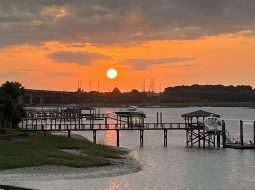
[224,143,255,149]
[19,107,255,149]
[19,107,223,148]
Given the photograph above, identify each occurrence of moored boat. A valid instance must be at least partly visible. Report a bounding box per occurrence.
[204,115,222,133]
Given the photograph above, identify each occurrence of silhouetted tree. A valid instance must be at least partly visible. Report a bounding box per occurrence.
[0,81,25,132]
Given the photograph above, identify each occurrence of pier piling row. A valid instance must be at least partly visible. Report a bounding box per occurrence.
[19,108,255,148]
[19,110,221,148]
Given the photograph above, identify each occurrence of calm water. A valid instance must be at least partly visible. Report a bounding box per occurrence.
[7,107,255,189]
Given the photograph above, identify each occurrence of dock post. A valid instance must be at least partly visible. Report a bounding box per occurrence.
[68,130,71,138]
[25,118,28,130]
[217,134,221,147]
[198,130,201,148]
[93,130,96,144]
[116,129,120,147]
[222,120,226,147]
[75,117,77,130]
[164,129,167,147]
[191,129,193,147]
[240,120,244,146]
[160,112,163,127]
[78,117,81,129]
[105,117,108,129]
[213,134,216,147]
[203,127,205,148]
[186,130,189,146]
[140,130,144,147]
[50,119,52,130]
[156,112,159,128]
[253,121,255,147]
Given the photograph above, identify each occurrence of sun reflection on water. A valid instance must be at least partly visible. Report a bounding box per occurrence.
[105,129,116,145]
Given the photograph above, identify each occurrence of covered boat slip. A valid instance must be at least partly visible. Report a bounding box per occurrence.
[114,106,146,128]
[181,110,223,148]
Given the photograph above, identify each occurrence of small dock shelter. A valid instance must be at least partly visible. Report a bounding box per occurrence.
[115,106,146,128]
[181,110,221,147]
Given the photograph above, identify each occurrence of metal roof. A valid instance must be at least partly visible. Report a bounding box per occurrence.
[181,110,220,118]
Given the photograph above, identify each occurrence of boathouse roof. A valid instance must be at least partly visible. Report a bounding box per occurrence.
[181,110,220,118]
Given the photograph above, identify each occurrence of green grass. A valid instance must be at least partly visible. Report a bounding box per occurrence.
[0,132,128,170]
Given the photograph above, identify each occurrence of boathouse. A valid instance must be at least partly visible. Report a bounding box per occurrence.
[181,110,221,148]
[115,106,146,128]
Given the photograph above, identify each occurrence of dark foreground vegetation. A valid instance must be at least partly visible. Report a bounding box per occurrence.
[23,84,255,105]
[0,132,127,170]
[0,81,25,132]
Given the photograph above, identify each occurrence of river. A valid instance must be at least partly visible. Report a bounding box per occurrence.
[2,107,255,190]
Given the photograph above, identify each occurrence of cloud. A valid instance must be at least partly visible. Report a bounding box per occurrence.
[0,69,36,78]
[48,51,111,65]
[1,0,255,47]
[162,63,201,70]
[123,57,195,70]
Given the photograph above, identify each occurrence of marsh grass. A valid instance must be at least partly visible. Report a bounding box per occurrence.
[0,132,128,170]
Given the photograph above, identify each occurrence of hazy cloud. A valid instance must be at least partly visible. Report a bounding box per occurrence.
[48,51,111,65]
[123,57,195,70]
[1,0,255,46]
[0,69,36,78]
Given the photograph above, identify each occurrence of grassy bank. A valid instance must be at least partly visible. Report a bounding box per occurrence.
[0,132,128,170]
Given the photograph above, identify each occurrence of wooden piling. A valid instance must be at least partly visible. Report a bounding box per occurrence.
[186,130,188,146]
[213,134,216,147]
[222,120,226,147]
[198,130,201,148]
[68,130,71,138]
[254,121,255,147]
[75,117,77,130]
[217,134,221,147]
[191,129,193,147]
[78,117,81,129]
[116,129,120,147]
[50,119,52,130]
[140,129,144,147]
[105,117,108,128]
[164,129,167,147]
[156,112,159,127]
[203,126,205,148]
[240,120,244,146]
[160,112,163,127]
[25,118,28,130]
[93,130,96,143]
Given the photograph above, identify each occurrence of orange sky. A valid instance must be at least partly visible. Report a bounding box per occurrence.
[0,1,255,92]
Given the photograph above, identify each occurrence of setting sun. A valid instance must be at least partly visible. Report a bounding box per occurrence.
[106,68,118,79]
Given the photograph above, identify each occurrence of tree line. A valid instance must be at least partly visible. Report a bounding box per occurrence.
[24,84,255,105]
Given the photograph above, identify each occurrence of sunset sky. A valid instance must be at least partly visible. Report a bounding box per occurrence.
[1,0,255,92]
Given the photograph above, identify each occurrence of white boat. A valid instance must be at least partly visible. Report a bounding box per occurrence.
[115,106,145,116]
[204,115,222,133]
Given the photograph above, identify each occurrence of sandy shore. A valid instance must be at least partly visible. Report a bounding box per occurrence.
[0,132,141,188]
